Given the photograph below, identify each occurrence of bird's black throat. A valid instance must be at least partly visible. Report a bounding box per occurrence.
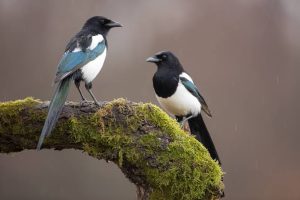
[153,67,179,98]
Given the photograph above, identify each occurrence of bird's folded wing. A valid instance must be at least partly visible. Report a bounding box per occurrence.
[179,77,212,117]
[54,40,106,83]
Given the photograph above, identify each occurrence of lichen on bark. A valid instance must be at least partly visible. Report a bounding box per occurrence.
[0,98,224,200]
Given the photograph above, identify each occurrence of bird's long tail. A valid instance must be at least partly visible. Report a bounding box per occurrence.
[37,78,71,150]
[188,114,221,165]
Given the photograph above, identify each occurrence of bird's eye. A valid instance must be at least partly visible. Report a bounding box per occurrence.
[162,54,167,59]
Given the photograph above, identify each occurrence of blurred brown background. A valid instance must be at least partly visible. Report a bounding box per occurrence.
[0,0,300,199]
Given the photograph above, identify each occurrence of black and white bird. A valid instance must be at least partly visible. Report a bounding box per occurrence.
[37,16,122,150]
[146,51,221,164]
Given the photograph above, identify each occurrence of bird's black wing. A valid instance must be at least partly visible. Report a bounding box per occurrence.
[65,31,93,52]
[180,77,212,117]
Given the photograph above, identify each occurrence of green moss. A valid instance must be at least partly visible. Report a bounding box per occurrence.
[0,97,42,142]
[0,98,223,199]
[0,97,40,123]
[0,98,44,152]
[133,103,222,200]
[89,98,223,200]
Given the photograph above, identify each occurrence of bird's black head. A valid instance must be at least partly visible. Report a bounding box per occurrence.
[146,51,184,73]
[83,16,122,36]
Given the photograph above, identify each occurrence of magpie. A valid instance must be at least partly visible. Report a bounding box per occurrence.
[37,16,122,150]
[146,51,221,165]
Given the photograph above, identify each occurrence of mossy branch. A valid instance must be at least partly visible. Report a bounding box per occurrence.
[0,98,224,200]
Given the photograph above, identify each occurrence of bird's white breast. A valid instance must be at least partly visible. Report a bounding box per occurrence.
[156,81,201,117]
[80,34,106,83]
[81,48,107,83]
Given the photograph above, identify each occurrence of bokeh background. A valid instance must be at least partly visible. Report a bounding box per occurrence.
[1,0,300,199]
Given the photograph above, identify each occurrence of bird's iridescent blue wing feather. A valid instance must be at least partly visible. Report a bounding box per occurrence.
[180,77,212,117]
[55,40,106,82]
[57,51,86,73]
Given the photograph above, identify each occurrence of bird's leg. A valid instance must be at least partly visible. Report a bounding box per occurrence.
[175,116,187,128]
[175,116,183,127]
[87,89,100,106]
[85,82,101,106]
[75,80,87,101]
[179,115,194,128]
[175,116,183,122]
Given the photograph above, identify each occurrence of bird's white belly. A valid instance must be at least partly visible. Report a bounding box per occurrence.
[156,82,201,117]
[81,48,107,83]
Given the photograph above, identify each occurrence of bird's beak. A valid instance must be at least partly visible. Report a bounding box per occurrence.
[146,56,161,63]
[106,21,122,28]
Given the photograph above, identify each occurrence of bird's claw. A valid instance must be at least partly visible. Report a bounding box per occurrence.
[180,121,185,128]
[80,100,89,106]
[94,100,103,107]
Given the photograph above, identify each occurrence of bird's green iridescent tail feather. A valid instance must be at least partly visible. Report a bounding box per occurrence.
[37,78,71,150]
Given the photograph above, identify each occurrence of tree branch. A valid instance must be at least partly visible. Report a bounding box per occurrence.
[0,98,224,200]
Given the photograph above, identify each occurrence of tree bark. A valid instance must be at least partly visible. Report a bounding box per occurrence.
[0,98,224,200]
